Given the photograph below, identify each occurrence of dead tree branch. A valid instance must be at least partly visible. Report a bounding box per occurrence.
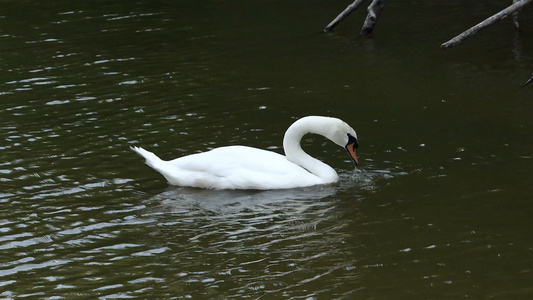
[360,0,385,36]
[324,0,367,32]
[441,0,532,49]
[512,0,522,30]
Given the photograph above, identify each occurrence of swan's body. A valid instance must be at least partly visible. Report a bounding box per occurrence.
[131,116,358,190]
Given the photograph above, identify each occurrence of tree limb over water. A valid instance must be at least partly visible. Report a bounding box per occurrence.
[324,0,384,37]
[323,0,367,32]
[360,0,385,37]
[441,0,532,49]
[523,73,533,87]
[324,0,531,47]
[324,0,532,87]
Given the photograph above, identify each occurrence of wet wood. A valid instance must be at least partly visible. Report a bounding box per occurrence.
[441,0,532,49]
[324,0,367,32]
[360,0,385,37]
[513,0,522,30]
[524,73,533,87]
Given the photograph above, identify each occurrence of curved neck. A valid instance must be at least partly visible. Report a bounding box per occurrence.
[282,117,339,183]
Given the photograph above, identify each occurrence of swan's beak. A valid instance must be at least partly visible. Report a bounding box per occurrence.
[346,143,358,167]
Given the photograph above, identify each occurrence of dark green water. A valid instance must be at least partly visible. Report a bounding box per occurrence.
[1,0,532,298]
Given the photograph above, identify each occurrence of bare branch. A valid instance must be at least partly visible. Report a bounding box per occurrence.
[441,0,532,49]
[360,0,385,37]
[513,0,522,30]
[324,0,367,32]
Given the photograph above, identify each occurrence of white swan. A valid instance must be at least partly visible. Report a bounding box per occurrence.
[131,116,359,190]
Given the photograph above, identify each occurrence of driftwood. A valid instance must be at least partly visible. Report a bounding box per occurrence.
[512,0,522,30]
[324,0,385,36]
[324,0,531,86]
[326,0,530,46]
[360,0,385,36]
[524,73,533,87]
[441,0,532,49]
[324,0,367,32]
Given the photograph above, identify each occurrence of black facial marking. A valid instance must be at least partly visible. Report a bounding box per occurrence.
[347,133,359,148]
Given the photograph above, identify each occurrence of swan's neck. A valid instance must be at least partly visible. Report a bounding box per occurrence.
[282,117,339,183]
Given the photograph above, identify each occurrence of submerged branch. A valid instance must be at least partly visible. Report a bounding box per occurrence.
[323,0,367,32]
[512,0,522,30]
[441,0,532,49]
[360,0,385,37]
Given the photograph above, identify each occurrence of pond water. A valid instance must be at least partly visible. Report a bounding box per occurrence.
[1,0,532,299]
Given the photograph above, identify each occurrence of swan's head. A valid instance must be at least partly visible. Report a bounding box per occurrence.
[345,133,359,166]
[284,116,359,167]
[327,119,359,167]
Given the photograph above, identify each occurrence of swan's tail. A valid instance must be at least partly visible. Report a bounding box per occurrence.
[130,146,165,169]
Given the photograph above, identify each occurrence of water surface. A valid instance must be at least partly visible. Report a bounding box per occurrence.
[1,0,532,298]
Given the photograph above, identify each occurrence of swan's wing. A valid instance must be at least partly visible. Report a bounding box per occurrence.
[169,146,288,173]
[168,146,320,189]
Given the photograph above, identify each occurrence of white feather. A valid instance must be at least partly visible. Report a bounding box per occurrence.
[131,116,358,190]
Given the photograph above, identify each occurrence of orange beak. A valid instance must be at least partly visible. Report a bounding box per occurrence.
[346,143,358,167]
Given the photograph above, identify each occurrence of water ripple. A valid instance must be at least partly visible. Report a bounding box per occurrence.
[0,0,530,298]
